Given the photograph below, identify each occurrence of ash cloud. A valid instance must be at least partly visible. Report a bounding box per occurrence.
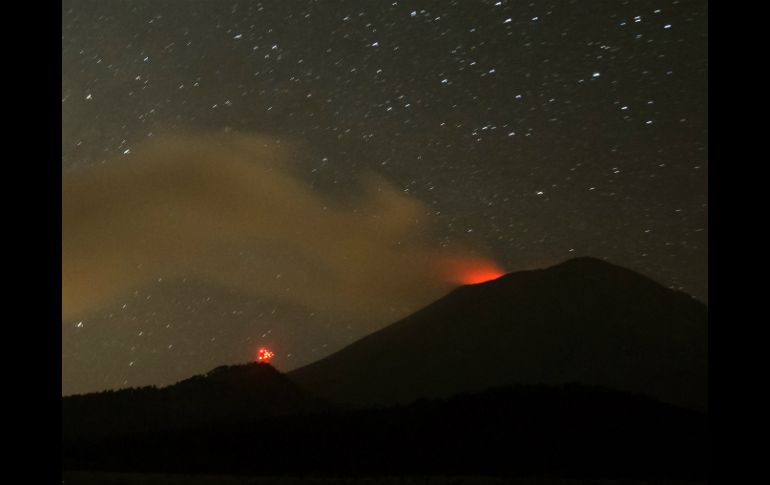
[63,133,494,326]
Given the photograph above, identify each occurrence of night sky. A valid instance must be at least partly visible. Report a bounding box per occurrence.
[62,0,707,396]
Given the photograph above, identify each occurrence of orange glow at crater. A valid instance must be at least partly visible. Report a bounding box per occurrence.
[256,347,275,363]
[440,256,506,285]
[460,266,506,284]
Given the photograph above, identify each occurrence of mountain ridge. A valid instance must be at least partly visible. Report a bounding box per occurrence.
[64,380,707,479]
[288,256,707,410]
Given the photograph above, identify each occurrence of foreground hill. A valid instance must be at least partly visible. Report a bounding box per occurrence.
[289,257,707,410]
[63,363,329,443]
[63,382,707,479]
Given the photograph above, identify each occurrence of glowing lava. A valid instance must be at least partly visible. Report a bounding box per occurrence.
[256,347,275,363]
[460,266,506,284]
[441,256,506,285]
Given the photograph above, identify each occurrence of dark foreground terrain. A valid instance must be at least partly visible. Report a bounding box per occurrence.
[64,383,707,480]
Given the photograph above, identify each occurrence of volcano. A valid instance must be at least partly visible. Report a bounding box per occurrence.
[63,257,708,478]
[288,257,707,410]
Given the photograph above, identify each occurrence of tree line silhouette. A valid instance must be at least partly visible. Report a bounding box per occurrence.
[63,371,707,480]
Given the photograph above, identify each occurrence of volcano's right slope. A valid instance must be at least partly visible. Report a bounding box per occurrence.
[289,257,707,410]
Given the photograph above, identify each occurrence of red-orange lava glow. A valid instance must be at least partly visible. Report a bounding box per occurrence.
[441,256,506,285]
[256,347,275,363]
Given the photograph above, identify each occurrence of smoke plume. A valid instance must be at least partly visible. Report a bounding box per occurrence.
[63,133,499,326]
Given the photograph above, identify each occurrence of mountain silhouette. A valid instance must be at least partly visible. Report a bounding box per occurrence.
[62,257,708,479]
[63,362,328,443]
[288,256,707,410]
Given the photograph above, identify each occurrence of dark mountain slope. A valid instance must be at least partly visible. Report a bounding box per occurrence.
[289,257,707,410]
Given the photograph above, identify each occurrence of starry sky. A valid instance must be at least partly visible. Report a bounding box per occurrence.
[62,0,707,396]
